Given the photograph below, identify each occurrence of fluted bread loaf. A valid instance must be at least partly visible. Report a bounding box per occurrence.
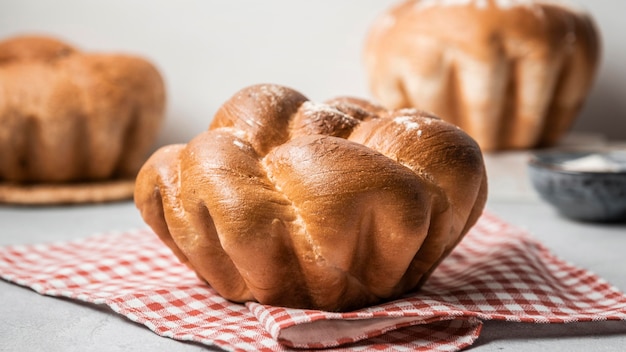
[364,0,601,151]
[0,35,165,185]
[135,84,487,312]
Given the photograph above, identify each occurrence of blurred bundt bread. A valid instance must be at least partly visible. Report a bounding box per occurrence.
[135,83,487,312]
[0,35,165,203]
[365,0,601,151]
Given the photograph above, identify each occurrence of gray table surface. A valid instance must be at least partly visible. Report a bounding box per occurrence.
[1,152,625,351]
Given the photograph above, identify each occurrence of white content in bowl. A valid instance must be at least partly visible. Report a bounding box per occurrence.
[560,152,626,172]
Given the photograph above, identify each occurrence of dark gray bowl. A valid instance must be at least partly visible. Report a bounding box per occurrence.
[528,150,626,223]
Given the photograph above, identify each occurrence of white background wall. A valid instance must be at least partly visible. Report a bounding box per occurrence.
[1,0,625,148]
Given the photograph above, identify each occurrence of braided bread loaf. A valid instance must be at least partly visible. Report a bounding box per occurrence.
[135,84,487,311]
[364,0,601,151]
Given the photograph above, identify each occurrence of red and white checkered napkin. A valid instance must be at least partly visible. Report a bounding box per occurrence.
[1,212,626,352]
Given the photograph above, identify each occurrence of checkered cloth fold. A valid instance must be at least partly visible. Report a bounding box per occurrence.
[1,212,625,351]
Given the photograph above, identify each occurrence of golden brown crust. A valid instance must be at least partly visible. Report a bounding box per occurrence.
[364,0,601,151]
[0,35,166,195]
[0,35,76,64]
[135,84,487,311]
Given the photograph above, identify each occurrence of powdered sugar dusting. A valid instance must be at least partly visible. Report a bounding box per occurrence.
[257,84,288,109]
[561,153,626,172]
[258,84,289,99]
[300,101,356,125]
[300,101,343,116]
[414,0,485,10]
[233,84,292,128]
[218,128,251,151]
[393,116,421,132]
[233,139,247,150]
[396,108,421,115]
[229,128,247,140]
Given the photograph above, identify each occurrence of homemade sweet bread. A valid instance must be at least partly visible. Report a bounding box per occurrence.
[0,35,165,203]
[135,84,487,312]
[364,0,601,151]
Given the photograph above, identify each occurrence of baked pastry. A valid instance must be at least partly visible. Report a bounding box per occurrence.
[364,0,601,151]
[0,35,165,204]
[135,84,487,312]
